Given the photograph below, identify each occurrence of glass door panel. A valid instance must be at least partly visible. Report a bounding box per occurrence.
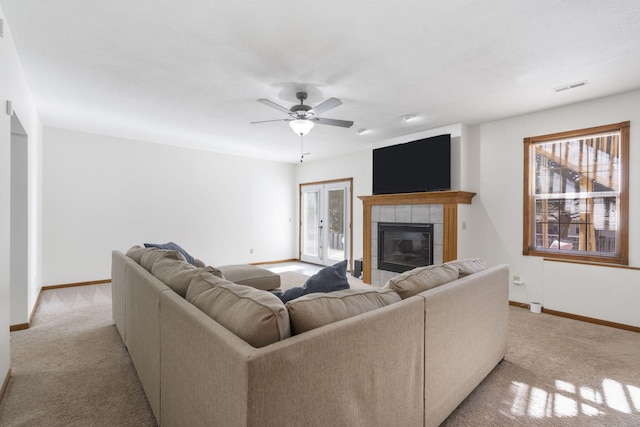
[327,188,346,262]
[300,181,350,266]
[302,189,321,262]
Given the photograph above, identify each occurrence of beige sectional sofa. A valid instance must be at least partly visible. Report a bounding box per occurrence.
[111,247,509,427]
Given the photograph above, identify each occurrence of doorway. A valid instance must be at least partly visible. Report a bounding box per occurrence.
[299,179,352,268]
[10,112,29,325]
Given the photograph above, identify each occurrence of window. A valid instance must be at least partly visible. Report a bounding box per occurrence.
[523,122,629,265]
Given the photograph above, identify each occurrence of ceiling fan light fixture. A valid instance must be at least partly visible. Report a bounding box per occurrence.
[289,119,314,135]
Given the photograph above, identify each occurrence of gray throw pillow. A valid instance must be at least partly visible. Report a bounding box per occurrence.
[274,260,349,303]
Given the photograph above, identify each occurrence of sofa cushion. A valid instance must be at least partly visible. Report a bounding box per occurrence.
[286,288,401,334]
[383,264,459,299]
[274,260,350,303]
[138,248,186,271]
[185,271,235,301]
[218,264,281,291]
[188,276,291,348]
[151,258,223,298]
[125,245,147,264]
[445,258,487,277]
[144,241,196,265]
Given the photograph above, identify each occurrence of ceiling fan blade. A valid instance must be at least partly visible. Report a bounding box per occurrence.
[309,97,342,116]
[257,99,291,115]
[313,117,354,128]
[250,118,291,124]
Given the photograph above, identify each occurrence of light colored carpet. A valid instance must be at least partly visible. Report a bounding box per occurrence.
[0,284,156,427]
[1,278,639,426]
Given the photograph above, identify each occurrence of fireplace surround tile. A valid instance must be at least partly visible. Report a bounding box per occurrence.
[395,205,412,222]
[380,205,396,222]
[359,191,476,286]
[430,204,444,223]
[371,205,380,222]
[434,223,443,245]
[411,204,430,223]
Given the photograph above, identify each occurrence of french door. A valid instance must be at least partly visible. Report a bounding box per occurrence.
[300,179,351,266]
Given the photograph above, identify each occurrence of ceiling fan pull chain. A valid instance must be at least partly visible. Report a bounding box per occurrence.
[300,135,304,163]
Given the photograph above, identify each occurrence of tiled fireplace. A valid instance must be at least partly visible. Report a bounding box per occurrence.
[359,191,475,286]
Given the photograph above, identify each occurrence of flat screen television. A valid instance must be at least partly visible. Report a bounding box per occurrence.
[372,134,451,194]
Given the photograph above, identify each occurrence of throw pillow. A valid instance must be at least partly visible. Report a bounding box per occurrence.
[383,263,459,299]
[274,259,349,303]
[144,241,196,265]
[286,288,401,335]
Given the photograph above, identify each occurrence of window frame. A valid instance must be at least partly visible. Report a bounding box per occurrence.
[522,121,630,265]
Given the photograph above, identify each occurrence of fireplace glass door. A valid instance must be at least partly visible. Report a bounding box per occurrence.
[378,223,434,273]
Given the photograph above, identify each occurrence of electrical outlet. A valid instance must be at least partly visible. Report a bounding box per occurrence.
[250,248,254,254]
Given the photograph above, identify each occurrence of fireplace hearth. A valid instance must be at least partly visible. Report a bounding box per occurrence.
[378,222,434,273]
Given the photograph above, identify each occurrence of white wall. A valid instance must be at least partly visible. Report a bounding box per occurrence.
[42,128,297,285]
[470,89,640,327]
[0,4,44,383]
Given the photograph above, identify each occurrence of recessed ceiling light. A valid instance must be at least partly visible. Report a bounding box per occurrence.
[402,114,416,122]
[357,128,368,135]
[553,80,588,93]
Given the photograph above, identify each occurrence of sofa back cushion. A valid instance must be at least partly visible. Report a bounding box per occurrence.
[126,245,148,264]
[445,258,487,277]
[151,258,223,298]
[185,271,235,301]
[144,241,196,266]
[128,246,186,271]
[383,264,459,299]
[286,288,401,335]
[188,275,291,348]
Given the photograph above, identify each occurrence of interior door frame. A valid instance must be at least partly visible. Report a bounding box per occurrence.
[299,178,353,271]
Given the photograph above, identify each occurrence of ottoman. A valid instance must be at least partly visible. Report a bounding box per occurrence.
[218,264,281,291]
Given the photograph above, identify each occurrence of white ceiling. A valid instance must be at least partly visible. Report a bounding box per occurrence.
[2,0,640,163]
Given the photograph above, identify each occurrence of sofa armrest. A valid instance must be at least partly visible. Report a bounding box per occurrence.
[245,297,426,427]
[159,290,256,427]
[420,264,509,427]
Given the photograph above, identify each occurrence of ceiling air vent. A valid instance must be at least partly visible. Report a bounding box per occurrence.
[553,80,588,93]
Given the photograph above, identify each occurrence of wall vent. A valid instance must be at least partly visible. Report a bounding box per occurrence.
[553,80,588,93]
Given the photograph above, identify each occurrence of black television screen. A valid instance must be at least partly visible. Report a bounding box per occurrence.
[373,134,451,194]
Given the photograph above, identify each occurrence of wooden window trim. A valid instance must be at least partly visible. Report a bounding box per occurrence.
[522,121,629,265]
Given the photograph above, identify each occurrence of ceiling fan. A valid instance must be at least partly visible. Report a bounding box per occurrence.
[251,92,354,136]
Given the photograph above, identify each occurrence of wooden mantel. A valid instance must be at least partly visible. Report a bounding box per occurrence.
[359,191,476,207]
[358,191,476,284]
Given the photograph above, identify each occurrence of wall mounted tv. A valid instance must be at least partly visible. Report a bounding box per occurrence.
[372,133,451,195]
